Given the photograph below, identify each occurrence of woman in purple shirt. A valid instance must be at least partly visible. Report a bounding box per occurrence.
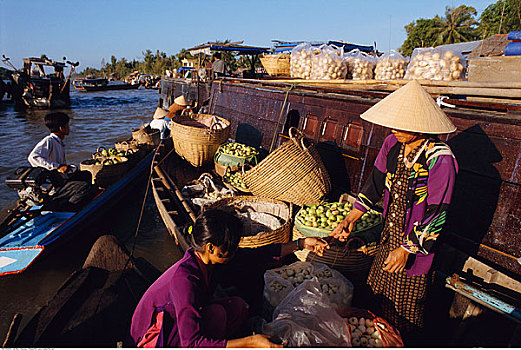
[330,80,458,338]
[131,208,329,348]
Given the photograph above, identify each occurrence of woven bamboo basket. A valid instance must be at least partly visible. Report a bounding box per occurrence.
[115,140,141,152]
[131,125,160,150]
[206,196,292,248]
[260,53,291,76]
[171,114,230,167]
[243,127,331,206]
[80,158,129,187]
[293,228,377,275]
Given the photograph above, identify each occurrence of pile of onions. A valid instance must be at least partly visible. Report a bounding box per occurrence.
[345,50,376,80]
[290,43,315,79]
[404,48,465,81]
[311,45,348,80]
[346,317,383,347]
[374,51,408,80]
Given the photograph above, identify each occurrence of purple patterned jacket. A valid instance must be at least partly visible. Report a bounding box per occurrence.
[353,134,458,276]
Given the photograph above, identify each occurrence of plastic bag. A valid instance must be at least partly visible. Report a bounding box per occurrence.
[374,50,408,80]
[310,45,347,80]
[263,261,354,314]
[404,47,465,81]
[263,278,351,347]
[345,49,376,80]
[290,43,315,79]
[264,261,314,306]
[343,307,404,347]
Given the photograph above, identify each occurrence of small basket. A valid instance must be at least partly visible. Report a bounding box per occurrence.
[260,53,291,76]
[115,140,141,152]
[206,196,292,248]
[80,158,129,188]
[171,114,230,167]
[131,124,160,150]
[243,127,331,206]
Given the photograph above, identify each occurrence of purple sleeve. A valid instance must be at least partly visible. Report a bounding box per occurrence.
[402,154,458,254]
[353,134,397,213]
[172,274,227,348]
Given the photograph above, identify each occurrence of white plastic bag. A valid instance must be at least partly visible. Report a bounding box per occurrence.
[313,262,354,315]
[345,49,376,80]
[404,47,466,81]
[310,45,347,80]
[290,43,315,79]
[374,50,408,80]
[263,278,351,347]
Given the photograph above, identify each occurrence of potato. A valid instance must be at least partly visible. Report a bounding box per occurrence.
[405,48,465,81]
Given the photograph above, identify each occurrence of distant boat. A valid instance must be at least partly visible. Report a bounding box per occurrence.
[3,57,76,109]
[73,78,139,92]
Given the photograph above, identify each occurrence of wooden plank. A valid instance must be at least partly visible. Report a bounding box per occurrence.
[468,56,521,83]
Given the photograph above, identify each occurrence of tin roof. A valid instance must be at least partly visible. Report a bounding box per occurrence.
[435,40,483,55]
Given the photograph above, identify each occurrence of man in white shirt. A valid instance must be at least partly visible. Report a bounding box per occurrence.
[28,112,93,211]
[149,107,170,140]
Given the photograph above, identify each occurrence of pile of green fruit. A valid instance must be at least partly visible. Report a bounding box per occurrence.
[223,171,249,191]
[295,201,382,236]
[219,142,258,158]
[91,147,131,165]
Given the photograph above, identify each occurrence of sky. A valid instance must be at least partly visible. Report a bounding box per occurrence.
[0,0,496,71]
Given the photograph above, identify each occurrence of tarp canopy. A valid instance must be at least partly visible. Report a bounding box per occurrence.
[272,40,375,54]
[188,41,269,56]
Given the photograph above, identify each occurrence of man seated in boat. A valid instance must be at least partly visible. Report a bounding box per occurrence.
[28,112,94,211]
[130,208,329,348]
[149,107,171,140]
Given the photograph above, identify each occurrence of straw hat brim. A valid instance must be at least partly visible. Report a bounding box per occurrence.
[173,95,189,106]
[153,107,168,119]
[360,80,456,134]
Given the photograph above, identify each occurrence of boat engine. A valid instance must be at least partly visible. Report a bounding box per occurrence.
[5,167,58,206]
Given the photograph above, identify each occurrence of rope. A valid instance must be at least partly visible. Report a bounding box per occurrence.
[269,84,296,152]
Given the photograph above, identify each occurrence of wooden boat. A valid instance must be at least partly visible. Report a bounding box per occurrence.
[2,234,160,347]
[73,78,139,92]
[0,150,156,276]
[4,57,74,109]
[155,77,521,344]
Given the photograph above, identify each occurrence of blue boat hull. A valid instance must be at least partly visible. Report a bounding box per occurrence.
[0,151,155,276]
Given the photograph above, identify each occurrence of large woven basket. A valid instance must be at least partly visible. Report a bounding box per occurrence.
[243,127,331,206]
[132,124,160,150]
[171,114,230,167]
[80,158,129,187]
[260,53,291,76]
[293,228,377,276]
[206,196,292,248]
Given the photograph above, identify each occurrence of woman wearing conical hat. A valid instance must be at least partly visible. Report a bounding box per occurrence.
[330,80,458,342]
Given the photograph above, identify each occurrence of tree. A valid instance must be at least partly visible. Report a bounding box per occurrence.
[399,18,440,56]
[479,0,521,38]
[430,5,480,45]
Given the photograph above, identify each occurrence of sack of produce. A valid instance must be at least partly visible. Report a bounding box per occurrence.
[404,47,465,81]
[345,49,376,80]
[264,261,353,313]
[243,127,331,206]
[181,173,234,207]
[290,43,315,79]
[342,308,404,347]
[374,50,408,80]
[214,142,259,177]
[310,44,348,80]
[263,278,352,347]
[295,201,382,237]
[260,53,291,77]
[206,196,292,248]
[171,114,230,167]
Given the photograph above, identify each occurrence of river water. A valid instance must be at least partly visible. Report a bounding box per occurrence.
[0,88,183,340]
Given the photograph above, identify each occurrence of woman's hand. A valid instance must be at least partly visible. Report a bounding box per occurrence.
[302,237,330,256]
[382,247,410,274]
[227,334,282,348]
[329,208,364,242]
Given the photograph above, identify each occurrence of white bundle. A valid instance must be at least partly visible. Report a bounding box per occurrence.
[374,50,408,80]
[404,47,465,81]
[345,49,376,80]
[310,45,348,80]
[290,43,315,79]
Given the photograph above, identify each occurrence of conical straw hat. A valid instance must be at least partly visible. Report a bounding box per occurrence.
[153,107,168,119]
[360,80,456,134]
[173,95,188,106]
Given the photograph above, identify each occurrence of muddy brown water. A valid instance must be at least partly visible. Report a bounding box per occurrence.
[0,88,183,341]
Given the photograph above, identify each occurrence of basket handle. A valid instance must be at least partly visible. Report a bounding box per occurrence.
[340,236,366,258]
[97,146,107,153]
[241,163,253,174]
[288,127,309,152]
[120,141,129,146]
[102,158,114,165]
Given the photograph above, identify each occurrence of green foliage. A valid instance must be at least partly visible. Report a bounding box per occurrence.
[479,0,521,37]
[0,67,13,80]
[399,18,440,56]
[430,5,480,45]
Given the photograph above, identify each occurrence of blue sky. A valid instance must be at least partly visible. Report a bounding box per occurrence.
[0,0,495,70]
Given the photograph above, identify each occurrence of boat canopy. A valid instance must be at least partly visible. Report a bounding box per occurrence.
[188,41,269,56]
[272,40,375,54]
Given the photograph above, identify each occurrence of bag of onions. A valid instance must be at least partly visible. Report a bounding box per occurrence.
[342,308,404,347]
[310,44,348,80]
[404,47,465,81]
[290,43,316,79]
[345,49,376,80]
[374,50,409,80]
[263,261,353,314]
